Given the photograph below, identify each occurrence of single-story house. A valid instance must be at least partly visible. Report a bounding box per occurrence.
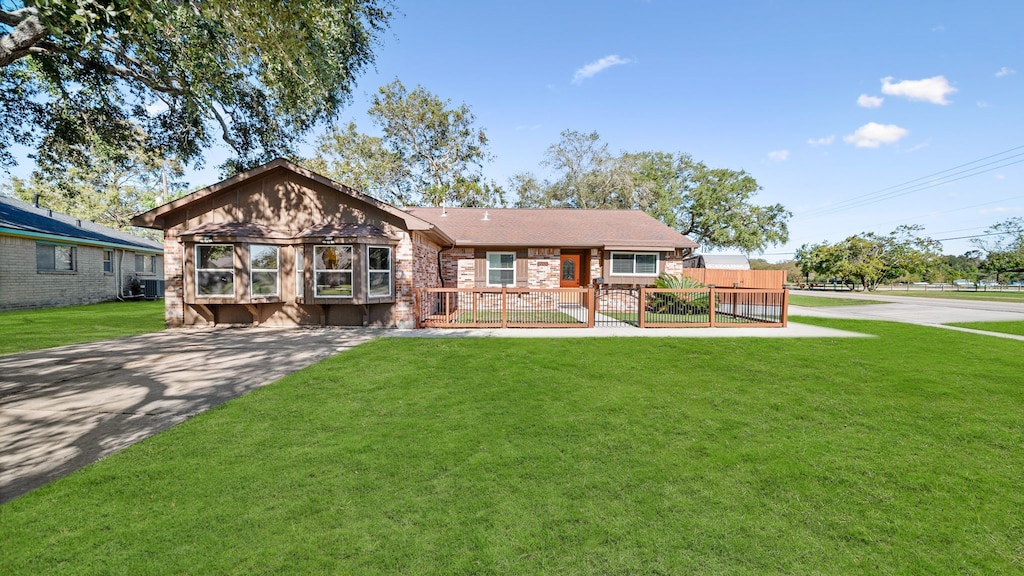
[131,158,698,328]
[683,254,751,270]
[1,195,164,311]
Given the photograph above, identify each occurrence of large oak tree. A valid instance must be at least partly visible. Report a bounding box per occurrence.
[0,0,390,174]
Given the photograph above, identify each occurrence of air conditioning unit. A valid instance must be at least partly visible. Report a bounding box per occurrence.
[142,279,166,299]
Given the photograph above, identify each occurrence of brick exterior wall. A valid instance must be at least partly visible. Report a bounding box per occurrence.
[590,249,603,285]
[163,230,185,327]
[0,234,162,311]
[527,248,560,288]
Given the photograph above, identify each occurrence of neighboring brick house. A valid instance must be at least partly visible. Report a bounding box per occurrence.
[131,159,698,328]
[0,195,164,311]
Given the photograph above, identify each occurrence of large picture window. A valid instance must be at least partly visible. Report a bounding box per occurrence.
[250,245,279,297]
[314,245,352,297]
[196,244,235,296]
[486,252,515,286]
[36,243,75,272]
[611,252,658,276]
[368,246,392,297]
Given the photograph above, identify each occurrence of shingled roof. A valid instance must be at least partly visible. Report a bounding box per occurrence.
[0,195,162,252]
[406,207,698,251]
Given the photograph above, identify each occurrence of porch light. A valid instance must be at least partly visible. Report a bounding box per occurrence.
[323,236,335,244]
[199,235,213,243]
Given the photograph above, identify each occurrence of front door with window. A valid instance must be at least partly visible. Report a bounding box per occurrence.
[560,253,581,288]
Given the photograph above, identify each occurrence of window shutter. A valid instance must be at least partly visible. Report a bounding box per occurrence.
[516,249,528,287]
[474,249,486,287]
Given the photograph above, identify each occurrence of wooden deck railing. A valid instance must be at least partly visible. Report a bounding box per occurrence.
[418,286,789,329]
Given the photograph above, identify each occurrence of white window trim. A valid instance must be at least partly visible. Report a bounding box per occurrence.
[250,245,280,297]
[367,245,392,298]
[195,244,235,298]
[295,246,304,301]
[103,250,114,274]
[486,251,516,287]
[609,251,660,276]
[314,244,354,298]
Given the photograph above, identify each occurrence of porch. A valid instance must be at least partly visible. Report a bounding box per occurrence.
[417,286,789,329]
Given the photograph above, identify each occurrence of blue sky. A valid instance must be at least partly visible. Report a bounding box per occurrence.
[9,0,1024,260]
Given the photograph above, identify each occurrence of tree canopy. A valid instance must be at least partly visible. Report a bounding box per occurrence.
[312,79,503,207]
[1,0,390,174]
[512,130,790,252]
[795,225,941,291]
[973,217,1024,280]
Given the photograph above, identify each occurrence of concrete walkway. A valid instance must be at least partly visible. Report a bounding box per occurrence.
[0,327,374,504]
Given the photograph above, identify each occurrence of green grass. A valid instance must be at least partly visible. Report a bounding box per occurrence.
[947,320,1024,337]
[455,311,580,324]
[0,300,165,355]
[3,318,1023,574]
[789,294,888,307]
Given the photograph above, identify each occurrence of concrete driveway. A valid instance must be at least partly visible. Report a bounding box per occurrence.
[0,328,375,504]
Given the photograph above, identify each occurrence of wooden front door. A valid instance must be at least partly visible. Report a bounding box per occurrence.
[559,253,581,288]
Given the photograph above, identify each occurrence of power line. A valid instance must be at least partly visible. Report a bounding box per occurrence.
[796,144,1024,219]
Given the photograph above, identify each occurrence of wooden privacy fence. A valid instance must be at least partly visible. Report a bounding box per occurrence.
[417,286,788,329]
[682,269,785,290]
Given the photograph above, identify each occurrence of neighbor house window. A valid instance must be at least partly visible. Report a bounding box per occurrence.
[135,253,149,274]
[314,245,352,297]
[36,243,75,272]
[368,246,392,297]
[611,252,658,276]
[250,245,279,297]
[295,247,304,301]
[103,250,113,273]
[196,244,235,296]
[486,252,515,286]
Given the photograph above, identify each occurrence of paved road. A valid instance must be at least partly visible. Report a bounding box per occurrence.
[0,328,375,504]
[790,290,1024,339]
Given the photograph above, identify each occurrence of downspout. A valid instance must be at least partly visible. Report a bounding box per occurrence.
[437,244,455,287]
[115,249,124,301]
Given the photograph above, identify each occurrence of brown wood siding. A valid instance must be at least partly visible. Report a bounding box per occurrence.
[682,269,785,289]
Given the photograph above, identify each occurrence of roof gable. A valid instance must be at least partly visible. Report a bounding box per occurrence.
[130,159,446,242]
[0,196,162,252]
[406,207,698,250]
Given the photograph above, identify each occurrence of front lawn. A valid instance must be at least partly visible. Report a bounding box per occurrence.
[2,319,1022,574]
[948,320,1024,337]
[874,289,1024,302]
[789,294,888,307]
[0,300,165,355]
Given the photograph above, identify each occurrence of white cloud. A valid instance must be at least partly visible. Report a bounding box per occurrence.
[843,122,909,148]
[807,135,835,147]
[996,67,1015,78]
[857,94,884,108]
[931,25,945,32]
[980,206,1023,215]
[572,55,632,84]
[977,100,990,108]
[880,75,957,105]
[768,150,789,162]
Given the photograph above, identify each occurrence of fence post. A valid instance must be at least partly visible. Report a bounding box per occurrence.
[415,289,421,328]
[708,285,716,327]
[501,288,507,328]
[782,287,789,327]
[587,287,596,328]
[639,287,646,329]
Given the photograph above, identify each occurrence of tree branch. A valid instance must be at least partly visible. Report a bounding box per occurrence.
[0,7,50,67]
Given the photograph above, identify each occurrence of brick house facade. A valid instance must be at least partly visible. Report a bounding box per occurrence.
[1,196,163,311]
[132,160,698,329]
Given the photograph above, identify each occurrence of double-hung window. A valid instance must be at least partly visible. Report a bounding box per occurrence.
[250,245,279,297]
[611,252,658,276]
[36,243,75,272]
[486,252,515,286]
[314,245,353,297]
[368,246,392,297]
[103,250,113,273]
[196,244,235,296]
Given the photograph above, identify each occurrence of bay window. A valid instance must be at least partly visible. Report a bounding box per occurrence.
[196,244,235,296]
[250,245,279,296]
[368,246,392,297]
[314,245,353,297]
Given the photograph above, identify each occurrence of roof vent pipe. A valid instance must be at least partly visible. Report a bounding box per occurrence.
[482,210,489,221]
[33,194,40,207]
